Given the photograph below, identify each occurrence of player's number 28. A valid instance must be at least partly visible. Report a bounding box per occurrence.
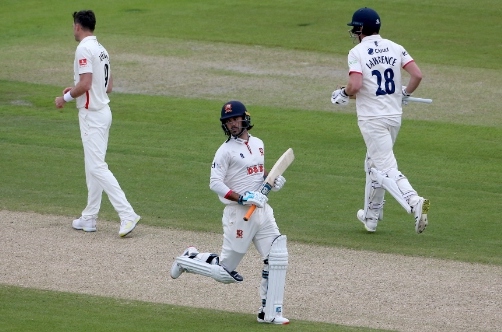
[372,68,395,96]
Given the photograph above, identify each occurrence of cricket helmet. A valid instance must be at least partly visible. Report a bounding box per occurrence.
[220,100,253,138]
[347,7,381,36]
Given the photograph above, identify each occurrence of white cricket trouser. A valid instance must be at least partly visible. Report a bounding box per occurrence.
[358,117,401,172]
[78,106,136,221]
[219,204,280,272]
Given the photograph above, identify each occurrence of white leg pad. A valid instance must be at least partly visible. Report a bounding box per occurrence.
[364,176,386,221]
[363,156,385,220]
[370,168,411,213]
[176,255,239,284]
[264,235,288,322]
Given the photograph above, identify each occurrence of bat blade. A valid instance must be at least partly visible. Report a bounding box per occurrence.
[243,148,295,221]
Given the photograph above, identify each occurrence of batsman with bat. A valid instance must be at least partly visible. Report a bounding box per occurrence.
[170,101,290,324]
[331,7,430,233]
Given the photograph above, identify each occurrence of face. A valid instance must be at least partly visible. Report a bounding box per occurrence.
[348,26,363,44]
[224,116,245,136]
[73,22,79,41]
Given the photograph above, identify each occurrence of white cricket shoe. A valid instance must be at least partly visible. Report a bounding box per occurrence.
[257,307,290,325]
[357,209,377,232]
[119,215,141,237]
[72,216,97,232]
[170,246,198,279]
[413,197,430,234]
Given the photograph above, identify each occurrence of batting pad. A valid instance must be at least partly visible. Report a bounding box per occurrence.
[176,256,239,284]
[370,168,412,213]
[264,235,288,322]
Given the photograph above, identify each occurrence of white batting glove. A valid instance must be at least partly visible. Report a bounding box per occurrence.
[331,88,350,106]
[271,175,286,192]
[402,86,411,105]
[238,191,268,208]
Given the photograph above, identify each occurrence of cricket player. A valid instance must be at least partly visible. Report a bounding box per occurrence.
[331,7,430,233]
[170,101,290,325]
[55,10,140,237]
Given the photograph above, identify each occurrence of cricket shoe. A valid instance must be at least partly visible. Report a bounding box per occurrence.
[257,307,290,325]
[170,246,199,279]
[413,197,430,234]
[72,216,97,232]
[357,209,377,232]
[226,270,243,282]
[119,214,141,237]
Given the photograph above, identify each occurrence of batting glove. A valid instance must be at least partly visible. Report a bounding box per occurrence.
[402,86,411,105]
[271,175,286,192]
[331,88,350,106]
[238,191,268,208]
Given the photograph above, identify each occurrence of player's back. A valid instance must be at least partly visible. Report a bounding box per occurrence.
[74,36,111,111]
[348,35,413,119]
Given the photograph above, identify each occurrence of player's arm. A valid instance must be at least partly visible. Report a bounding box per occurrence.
[344,72,363,96]
[106,73,113,93]
[55,73,92,108]
[71,73,93,97]
[402,61,422,94]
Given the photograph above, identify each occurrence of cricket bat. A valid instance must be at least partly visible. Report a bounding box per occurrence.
[243,148,295,221]
[336,85,432,103]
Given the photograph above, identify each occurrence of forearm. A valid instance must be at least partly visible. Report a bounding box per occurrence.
[404,76,422,94]
[67,82,89,99]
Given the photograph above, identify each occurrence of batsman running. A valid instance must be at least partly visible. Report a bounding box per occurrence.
[331,7,430,233]
[170,101,290,325]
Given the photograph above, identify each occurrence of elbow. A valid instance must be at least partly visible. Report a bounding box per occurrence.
[82,82,92,92]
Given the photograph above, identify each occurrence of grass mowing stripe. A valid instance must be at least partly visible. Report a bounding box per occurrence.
[0,285,386,332]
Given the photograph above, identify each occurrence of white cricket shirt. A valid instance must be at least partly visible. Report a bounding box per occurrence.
[73,36,111,111]
[210,135,265,204]
[347,35,414,120]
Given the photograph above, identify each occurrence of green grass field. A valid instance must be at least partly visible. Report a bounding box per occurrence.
[1,0,501,331]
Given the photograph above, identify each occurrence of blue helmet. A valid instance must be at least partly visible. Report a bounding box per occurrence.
[347,7,381,36]
[220,100,253,138]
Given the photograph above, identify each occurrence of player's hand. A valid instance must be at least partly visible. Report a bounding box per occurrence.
[331,88,350,106]
[402,86,411,106]
[271,175,286,192]
[55,96,66,109]
[238,191,268,208]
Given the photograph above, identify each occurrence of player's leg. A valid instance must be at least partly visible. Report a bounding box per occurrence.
[171,205,254,283]
[81,107,140,235]
[73,110,101,232]
[361,119,429,232]
[253,207,289,325]
[357,155,386,232]
[219,205,258,271]
[170,247,243,283]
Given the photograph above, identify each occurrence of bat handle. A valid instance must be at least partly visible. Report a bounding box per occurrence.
[243,205,257,221]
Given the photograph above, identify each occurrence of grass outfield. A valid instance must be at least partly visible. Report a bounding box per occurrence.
[1,0,501,331]
[1,81,500,265]
[1,285,386,332]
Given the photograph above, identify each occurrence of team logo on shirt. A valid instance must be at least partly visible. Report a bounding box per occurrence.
[240,153,245,158]
[247,164,264,175]
[78,58,87,67]
[259,148,264,156]
[236,229,243,238]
